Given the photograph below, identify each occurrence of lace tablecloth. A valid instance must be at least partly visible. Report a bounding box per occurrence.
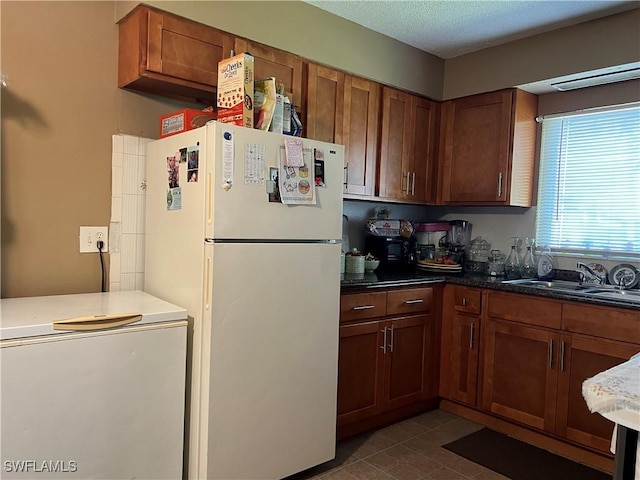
[583,353,640,427]
[583,352,640,479]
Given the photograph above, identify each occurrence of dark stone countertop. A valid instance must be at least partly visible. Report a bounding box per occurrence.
[341,269,640,312]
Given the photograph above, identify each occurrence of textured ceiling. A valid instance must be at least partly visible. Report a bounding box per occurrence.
[304,0,638,59]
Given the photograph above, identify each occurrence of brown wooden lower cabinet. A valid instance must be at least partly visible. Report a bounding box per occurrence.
[446,311,480,406]
[336,320,384,426]
[481,314,640,456]
[440,285,482,406]
[556,333,639,453]
[337,314,429,427]
[481,319,559,432]
[386,314,430,411]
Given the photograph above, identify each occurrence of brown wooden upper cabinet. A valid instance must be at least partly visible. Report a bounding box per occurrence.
[306,64,345,144]
[118,5,232,104]
[235,38,304,119]
[439,88,538,206]
[379,87,438,204]
[306,64,379,198]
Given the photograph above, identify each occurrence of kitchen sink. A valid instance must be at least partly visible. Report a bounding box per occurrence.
[501,279,590,291]
[502,279,640,305]
[580,287,640,304]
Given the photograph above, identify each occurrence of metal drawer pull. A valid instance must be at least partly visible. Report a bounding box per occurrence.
[561,340,566,371]
[469,322,475,349]
[380,327,387,353]
[462,297,468,306]
[352,305,375,311]
[548,339,555,369]
[405,299,424,305]
[388,325,395,352]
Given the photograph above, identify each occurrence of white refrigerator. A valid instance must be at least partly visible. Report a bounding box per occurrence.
[0,291,188,479]
[144,122,344,480]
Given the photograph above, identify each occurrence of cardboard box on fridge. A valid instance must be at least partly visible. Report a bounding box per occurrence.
[159,108,216,138]
[217,53,254,128]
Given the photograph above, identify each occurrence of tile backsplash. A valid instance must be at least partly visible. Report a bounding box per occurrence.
[110,135,151,292]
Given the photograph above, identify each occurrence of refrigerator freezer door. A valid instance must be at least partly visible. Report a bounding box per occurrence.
[0,322,187,479]
[205,122,345,241]
[202,241,341,479]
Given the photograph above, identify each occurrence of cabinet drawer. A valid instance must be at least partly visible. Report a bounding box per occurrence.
[452,286,482,315]
[387,287,433,316]
[486,291,561,329]
[340,292,387,323]
[562,303,640,345]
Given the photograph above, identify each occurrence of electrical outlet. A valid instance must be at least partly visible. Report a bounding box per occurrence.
[79,226,108,253]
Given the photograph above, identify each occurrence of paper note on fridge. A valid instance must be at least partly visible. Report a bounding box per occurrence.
[278,145,316,205]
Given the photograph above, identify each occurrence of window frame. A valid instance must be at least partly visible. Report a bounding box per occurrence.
[534,102,640,261]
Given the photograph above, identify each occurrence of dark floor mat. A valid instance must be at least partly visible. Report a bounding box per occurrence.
[442,428,610,480]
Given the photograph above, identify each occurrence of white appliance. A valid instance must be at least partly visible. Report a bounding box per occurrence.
[144,122,344,480]
[0,290,188,479]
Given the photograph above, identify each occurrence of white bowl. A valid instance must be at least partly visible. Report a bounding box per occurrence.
[364,259,380,272]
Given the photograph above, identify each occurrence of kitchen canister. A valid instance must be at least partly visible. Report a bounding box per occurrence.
[345,249,365,274]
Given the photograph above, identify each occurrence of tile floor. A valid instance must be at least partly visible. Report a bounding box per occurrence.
[288,410,510,480]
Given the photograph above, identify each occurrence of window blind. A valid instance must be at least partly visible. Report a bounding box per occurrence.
[535,103,640,259]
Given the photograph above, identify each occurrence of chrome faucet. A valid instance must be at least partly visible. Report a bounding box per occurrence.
[576,262,606,285]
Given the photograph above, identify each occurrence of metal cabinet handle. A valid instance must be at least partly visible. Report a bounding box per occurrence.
[548,339,555,369]
[388,325,395,352]
[405,299,424,305]
[405,172,411,194]
[411,172,416,195]
[352,305,375,311]
[343,164,349,187]
[561,340,566,371]
[462,297,468,307]
[497,172,504,198]
[380,327,387,354]
[469,322,475,349]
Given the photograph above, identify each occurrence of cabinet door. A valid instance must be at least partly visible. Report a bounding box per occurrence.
[379,88,437,203]
[385,315,429,410]
[337,321,385,426]
[447,312,480,406]
[146,9,231,86]
[556,334,639,453]
[343,76,380,197]
[379,87,412,200]
[118,5,232,103]
[482,319,559,432]
[440,90,513,203]
[306,64,344,144]
[409,96,438,203]
[234,39,304,113]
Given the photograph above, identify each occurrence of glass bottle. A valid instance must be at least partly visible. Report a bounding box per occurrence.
[520,237,537,279]
[504,237,522,280]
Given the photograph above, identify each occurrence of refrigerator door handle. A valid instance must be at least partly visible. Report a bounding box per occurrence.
[206,171,213,226]
[53,313,142,331]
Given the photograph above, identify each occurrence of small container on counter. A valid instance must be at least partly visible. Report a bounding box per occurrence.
[487,250,505,277]
[345,248,365,274]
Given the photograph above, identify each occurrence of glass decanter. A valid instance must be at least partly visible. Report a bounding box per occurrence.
[504,237,522,280]
[520,237,537,279]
